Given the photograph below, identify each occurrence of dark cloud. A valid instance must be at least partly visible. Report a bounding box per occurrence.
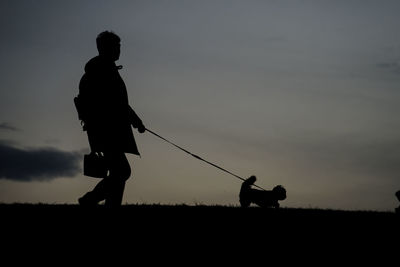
[193,127,400,181]
[260,134,400,182]
[0,140,82,182]
[376,61,400,74]
[0,122,20,132]
[293,135,400,178]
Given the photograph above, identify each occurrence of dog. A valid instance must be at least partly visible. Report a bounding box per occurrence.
[239,175,286,208]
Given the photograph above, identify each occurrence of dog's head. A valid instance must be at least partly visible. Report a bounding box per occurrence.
[273,185,287,201]
[247,175,257,184]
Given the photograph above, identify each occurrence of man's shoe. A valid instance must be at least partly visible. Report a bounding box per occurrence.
[78,193,97,207]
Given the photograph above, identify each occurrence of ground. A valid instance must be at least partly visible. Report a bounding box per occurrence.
[1,204,398,263]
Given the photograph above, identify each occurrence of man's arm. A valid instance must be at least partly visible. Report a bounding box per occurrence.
[128,106,145,133]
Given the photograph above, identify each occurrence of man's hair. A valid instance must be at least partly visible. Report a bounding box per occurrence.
[96,31,120,54]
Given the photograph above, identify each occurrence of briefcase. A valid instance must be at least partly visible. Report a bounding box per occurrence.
[83,152,108,178]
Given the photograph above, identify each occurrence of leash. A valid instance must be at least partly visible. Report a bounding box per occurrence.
[145,128,267,191]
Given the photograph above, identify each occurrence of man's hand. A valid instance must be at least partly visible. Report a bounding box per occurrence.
[138,123,146,133]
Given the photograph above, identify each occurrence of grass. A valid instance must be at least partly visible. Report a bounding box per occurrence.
[1,203,396,229]
[1,203,398,261]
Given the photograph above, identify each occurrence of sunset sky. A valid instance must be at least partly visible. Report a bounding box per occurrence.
[1,0,400,211]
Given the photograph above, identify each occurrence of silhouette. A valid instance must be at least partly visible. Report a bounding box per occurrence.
[77,31,145,207]
[239,176,286,208]
[396,190,400,214]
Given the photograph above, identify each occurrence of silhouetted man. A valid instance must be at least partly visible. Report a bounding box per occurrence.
[78,31,145,207]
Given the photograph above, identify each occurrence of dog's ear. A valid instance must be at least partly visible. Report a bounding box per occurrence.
[247,175,257,184]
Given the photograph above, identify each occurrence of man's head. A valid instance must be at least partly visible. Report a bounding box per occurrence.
[96,31,121,61]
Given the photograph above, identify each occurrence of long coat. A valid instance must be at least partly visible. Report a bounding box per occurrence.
[79,55,142,155]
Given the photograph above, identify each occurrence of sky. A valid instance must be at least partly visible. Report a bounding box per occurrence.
[0,0,400,211]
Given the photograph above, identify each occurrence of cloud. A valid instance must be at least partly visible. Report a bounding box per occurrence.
[0,122,20,132]
[258,133,400,183]
[0,140,82,182]
[376,61,400,74]
[292,135,400,178]
[186,126,400,181]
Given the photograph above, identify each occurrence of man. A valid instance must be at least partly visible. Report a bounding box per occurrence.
[78,31,145,207]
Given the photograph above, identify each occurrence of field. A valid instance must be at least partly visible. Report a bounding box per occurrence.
[1,204,398,263]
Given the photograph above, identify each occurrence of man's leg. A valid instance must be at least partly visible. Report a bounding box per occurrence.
[104,152,131,207]
[79,176,108,206]
[79,152,131,207]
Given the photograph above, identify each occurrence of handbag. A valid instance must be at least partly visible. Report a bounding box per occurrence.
[83,152,108,178]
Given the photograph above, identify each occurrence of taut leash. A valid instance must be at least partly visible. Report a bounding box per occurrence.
[145,128,266,191]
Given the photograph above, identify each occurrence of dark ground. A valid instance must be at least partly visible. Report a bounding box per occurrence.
[1,204,398,263]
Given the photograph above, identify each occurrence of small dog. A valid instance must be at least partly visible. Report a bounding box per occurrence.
[239,175,286,208]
